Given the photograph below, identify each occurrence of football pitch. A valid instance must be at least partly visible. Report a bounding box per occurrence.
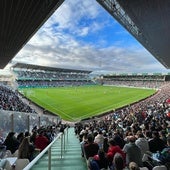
[19,85,156,121]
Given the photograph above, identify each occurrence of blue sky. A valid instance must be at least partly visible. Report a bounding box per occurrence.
[6,0,170,74]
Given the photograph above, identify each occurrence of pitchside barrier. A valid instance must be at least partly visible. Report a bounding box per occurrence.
[0,110,61,139]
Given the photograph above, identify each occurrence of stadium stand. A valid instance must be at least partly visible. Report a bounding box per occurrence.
[12,63,96,88]
[0,84,35,113]
[75,81,170,170]
[100,73,170,89]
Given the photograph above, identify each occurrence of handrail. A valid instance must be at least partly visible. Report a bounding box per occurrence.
[23,128,68,170]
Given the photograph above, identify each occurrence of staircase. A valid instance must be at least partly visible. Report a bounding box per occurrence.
[30,127,87,170]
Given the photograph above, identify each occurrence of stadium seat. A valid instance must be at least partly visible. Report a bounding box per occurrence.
[3,150,12,158]
[14,159,29,170]
[140,167,149,170]
[152,165,167,170]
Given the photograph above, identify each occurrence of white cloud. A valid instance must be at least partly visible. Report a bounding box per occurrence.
[76,27,89,37]
[9,0,169,74]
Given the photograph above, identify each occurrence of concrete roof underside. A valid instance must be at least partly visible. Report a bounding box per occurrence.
[0,0,64,69]
[12,63,92,73]
[97,0,170,69]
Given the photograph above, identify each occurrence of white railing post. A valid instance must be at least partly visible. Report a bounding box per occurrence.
[48,147,51,170]
[61,133,63,159]
[67,128,68,143]
[64,131,65,151]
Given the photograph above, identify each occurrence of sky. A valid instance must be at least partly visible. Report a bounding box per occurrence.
[5,0,170,74]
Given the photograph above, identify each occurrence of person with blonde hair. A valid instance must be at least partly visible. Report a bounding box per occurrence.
[18,137,35,161]
[129,162,140,170]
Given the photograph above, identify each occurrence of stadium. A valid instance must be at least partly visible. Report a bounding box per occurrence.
[0,0,170,170]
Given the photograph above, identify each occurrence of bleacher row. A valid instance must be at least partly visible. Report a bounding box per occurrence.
[103,80,167,89]
[13,66,96,88]
[15,70,90,80]
[101,74,170,89]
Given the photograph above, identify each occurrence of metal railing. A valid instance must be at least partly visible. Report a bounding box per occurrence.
[23,128,68,170]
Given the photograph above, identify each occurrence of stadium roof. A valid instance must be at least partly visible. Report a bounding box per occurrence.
[0,0,64,69]
[12,63,92,73]
[97,0,170,69]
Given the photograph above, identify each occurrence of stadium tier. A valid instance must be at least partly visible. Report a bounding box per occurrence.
[100,73,170,89]
[12,63,96,88]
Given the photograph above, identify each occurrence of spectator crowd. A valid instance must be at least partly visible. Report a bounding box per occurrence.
[75,82,170,170]
[14,68,95,88]
[0,85,35,113]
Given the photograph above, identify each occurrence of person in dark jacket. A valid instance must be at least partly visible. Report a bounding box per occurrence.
[84,135,99,160]
[148,131,166,153]
[93,149,108,169]
[157,136,170,164]
[3,132,20,154]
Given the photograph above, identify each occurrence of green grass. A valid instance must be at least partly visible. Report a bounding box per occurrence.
[19,85,156,121]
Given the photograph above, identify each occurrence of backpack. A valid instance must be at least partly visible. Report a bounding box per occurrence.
[90,159,100,170]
